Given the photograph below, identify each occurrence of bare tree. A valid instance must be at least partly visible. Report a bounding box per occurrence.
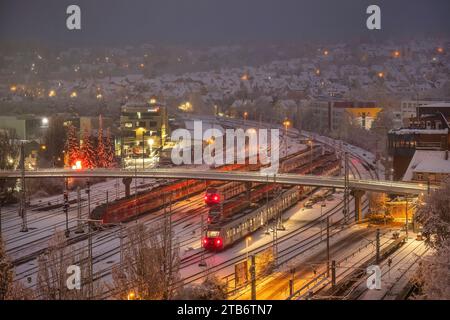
[109,222,180,300]
[0,131,19,205]
[36,231,103,300]
[0,237,33,300]
[416,179,450,249]
[413,242,450,300]
[413,179,450,299]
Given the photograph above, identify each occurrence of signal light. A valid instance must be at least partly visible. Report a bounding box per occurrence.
[216,238,222,246]
[213,195,219,201]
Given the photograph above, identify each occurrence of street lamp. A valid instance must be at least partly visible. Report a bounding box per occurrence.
[127,291,136,300]
[283,119,291,157]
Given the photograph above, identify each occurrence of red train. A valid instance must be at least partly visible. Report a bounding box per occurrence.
[207,184,282,224]
[91,179,207,223]
[204,181,251,206]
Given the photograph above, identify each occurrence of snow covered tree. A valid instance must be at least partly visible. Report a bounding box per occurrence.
[176,276,228,300]
[416,179,450,249]
[104,128,115,168]
[413,242,450,300]
[80,129,97,169]
[65,124,80,167]
[97,115,106,168]
[36,231,103,300]
[413,179,450,299]
[109,222,180,300]
[0,131,19,205]
[0,237,33,300]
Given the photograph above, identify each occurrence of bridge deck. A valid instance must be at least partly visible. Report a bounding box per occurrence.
[0,169,430,195]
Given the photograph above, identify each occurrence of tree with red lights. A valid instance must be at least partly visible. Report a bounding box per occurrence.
[80,129,96,169]
[104,128,115,168]
[65,124,80,167]
[97,115,107,168]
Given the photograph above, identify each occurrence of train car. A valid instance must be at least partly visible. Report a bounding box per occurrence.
[91,179,207,223]
[203,186,309,250]
[204,181,249,206]
[207,184,282,223]
[280,144,323,173]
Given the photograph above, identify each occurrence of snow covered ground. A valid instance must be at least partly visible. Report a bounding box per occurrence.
[3,116,384,299]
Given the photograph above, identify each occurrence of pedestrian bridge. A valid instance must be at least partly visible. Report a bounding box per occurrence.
[0,168,431,195]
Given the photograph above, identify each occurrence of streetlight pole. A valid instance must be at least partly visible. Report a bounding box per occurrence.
[19,142,28,232]
[142,129,145,170]
[405,196,409,239]
[63,178,70,238]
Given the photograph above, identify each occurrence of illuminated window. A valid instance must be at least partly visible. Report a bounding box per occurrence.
[124,122,133,128]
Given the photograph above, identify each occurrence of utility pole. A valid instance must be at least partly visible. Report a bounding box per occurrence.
[19,142,28,232]
[289,267,295,297]
[119,223,124,264]
[265,175,270,234]
[199,214,207,267]
[343,152,349,224]
[250,254,256,300]
[75,187,84,234]
[134,160,138,221]
[331,260,336,288]
[326,216,330,277]
[85,181,91,219]
[88,221,93,299]
[167,192,173,299]
[376,228,380,264]
[405,196,409,239]
[63,179,70,238]
[272,218,278,266]
[142,131,145,170]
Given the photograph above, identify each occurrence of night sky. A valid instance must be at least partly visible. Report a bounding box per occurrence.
[1,0,449,46]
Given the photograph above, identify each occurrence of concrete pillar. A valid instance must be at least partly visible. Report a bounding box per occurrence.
[351,190,365,222]
[122,177,132,197]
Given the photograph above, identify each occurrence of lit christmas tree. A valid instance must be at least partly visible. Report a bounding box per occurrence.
[105,128,115,167]
[97,115,107,168]
[65,124,80,167]
[81,129,96,169]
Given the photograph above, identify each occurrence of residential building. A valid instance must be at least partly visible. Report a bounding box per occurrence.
[388,102,450,180]
[119,98,169,157]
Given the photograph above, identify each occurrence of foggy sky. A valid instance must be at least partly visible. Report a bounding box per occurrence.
[1,0,449,47]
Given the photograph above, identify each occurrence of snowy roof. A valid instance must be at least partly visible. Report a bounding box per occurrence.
[403,150,450,181]
[390,128,448,135]
[419,102,450,108]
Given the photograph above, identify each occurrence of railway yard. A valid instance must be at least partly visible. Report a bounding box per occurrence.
[0,117,428,300]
